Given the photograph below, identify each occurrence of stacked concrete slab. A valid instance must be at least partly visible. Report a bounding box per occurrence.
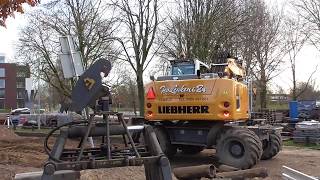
[293,120,320,144]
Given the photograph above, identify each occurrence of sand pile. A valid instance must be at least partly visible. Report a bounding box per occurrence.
[0,126,22,141]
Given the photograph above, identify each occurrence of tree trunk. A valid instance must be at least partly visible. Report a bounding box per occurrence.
[260,82,267,109]
[136,69,145,116]
[292,66,297,101]
[260,70,267,109]
[129,81,137,116]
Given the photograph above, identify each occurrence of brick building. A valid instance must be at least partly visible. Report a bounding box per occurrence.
[0,55,30,110]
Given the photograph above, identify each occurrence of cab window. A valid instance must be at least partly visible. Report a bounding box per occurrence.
[171,64,195,75]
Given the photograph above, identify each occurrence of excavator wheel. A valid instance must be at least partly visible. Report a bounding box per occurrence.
[216,127,262,169]
[180,145,204,154]
[261,131,282,160]
[154,127,177,158]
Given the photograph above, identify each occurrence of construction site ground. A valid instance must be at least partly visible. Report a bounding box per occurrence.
[1,126,320,180]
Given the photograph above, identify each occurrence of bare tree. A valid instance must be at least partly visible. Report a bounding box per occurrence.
[238,0,261,75]
[284,15,310,100]
[17,0,117,100]
[111,72,138,114]
[162,0,284,109]
[294,0,320,50]
[295,80,320,100]
[160,0,246,63]
[248,1,284,109]
[110,0,160,116]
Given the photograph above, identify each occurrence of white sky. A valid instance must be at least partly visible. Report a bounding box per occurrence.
[0,0,319,93]
[0,15,24,62]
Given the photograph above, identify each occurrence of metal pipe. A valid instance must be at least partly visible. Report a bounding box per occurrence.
[173,165,216,180]
[217,164,239,172]
[144,125,164,156]
[84,107,94,148]
[104,114,111,159]
[50,129,68,161]
[216,167,268,179]
[118,113,140,158]
[53,157,156,171]
[67,125,126,138]
[76,114,95,161]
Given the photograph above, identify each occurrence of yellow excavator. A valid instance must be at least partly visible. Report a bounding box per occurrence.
[143,56,282,169]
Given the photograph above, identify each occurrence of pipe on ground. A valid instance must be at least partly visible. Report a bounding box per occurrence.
[216,167,268,179]
[173,164,216,180]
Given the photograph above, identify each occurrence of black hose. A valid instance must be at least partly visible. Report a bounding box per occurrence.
[44,120,88,162]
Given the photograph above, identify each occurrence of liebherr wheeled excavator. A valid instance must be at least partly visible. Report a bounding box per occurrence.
[143,56,282,169]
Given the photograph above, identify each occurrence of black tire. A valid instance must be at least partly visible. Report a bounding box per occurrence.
[154,127,177,158]
[216,127,263,169]
[180,145,204,154]
[261,131,282,160]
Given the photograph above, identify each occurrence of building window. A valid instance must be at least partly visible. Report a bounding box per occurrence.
[0,56,4,63]
[17,81,25,88]
[17,100,25,108]
[0,80,5,88]
[17,71,27,77]
[17,90,25,99]
[0,89,4,98]
[0,99,4,109]
[0,68,5,77]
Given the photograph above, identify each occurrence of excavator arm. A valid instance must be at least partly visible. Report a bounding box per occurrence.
[224,58,245,79]
[210,58,245,80]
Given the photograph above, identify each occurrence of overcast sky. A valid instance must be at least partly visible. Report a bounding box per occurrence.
[0,0,319,93]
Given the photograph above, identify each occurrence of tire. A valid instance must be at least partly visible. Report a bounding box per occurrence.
[154,127,177,158]
[216,127,263,169]
[261,131,282,160]
[180,145,204,154]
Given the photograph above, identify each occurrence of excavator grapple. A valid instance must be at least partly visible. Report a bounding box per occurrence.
[16,59,172,180]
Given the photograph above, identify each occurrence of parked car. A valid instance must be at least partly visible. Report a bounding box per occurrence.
[10,108,31,125]
[10,108,31,115]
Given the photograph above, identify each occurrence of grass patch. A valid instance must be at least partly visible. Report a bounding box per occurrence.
[15,127,54,133]
[283,139,320,150]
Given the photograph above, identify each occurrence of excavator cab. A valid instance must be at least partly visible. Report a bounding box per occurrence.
[165,58,244,81]
[158,59,214,81]
[169,59,210,75]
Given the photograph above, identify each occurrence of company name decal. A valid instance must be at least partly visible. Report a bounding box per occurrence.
[160,85,206,94]
[158,106,209,114]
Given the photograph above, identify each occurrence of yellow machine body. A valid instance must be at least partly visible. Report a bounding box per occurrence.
[144,78,249,122]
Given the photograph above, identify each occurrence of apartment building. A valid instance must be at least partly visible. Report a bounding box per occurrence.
[0,55,30,109]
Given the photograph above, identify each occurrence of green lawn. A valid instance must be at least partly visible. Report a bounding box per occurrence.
[283,139,320,150]
[15,126,54,132]
[14,126,59,137]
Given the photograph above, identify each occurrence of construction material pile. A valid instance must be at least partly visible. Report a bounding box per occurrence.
[0,125,22,141]
[293,120,320,144]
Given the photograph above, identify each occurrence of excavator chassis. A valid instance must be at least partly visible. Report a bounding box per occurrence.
[146,121,282,147]
[138,120,282,169]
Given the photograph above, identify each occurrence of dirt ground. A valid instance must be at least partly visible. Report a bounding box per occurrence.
[0,126,320,180]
